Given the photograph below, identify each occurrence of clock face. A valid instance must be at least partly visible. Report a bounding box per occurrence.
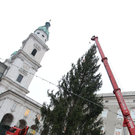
[23,63,30,70]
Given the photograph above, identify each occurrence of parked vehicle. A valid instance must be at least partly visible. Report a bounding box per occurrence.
[5,126,29,135]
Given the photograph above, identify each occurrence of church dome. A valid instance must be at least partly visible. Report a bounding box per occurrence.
[35,22,51,39]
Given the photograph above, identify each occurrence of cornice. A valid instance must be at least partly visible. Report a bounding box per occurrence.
[11,49,41,69]
[0,90,42,108]
[19,50,41,68]
[22,33,49,51]
[98,91,135,98]
[2,75,29,94]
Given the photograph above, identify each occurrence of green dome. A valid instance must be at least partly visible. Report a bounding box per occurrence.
[36,22,51,38]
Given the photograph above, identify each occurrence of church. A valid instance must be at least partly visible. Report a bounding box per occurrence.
[1,20,135,135]
[0,21,51,134]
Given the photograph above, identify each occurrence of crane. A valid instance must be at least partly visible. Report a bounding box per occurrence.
[91,36,135,135]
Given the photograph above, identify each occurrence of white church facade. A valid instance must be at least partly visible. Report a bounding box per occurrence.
[0,22,51,134]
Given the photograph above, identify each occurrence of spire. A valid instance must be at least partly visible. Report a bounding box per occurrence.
[44,20,51,29]
[35,21,51,39]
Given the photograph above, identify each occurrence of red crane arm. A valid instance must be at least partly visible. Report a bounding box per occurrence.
[91,36,135,135]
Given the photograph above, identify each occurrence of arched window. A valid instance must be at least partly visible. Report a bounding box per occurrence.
[31,49,37,56]
[18,119,26,129]
[1,113,13,126]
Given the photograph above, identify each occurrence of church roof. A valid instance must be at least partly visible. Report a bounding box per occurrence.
[35,22,51,39]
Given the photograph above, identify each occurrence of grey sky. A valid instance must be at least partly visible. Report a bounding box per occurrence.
[0,0,135,104]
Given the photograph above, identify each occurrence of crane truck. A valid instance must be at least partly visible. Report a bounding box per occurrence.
[91,36,135,135]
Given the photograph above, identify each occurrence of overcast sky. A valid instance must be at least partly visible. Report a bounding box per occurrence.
[0,0,135,104]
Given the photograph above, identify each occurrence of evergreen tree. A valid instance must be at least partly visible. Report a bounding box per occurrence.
[38,45,104,135]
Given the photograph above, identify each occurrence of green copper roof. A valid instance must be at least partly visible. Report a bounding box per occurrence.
[11,51,18,56]
[36,22,51,38]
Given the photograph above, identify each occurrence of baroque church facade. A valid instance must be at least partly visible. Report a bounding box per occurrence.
[0,22,51,134]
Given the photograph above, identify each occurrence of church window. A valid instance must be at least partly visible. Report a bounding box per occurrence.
[117,110,123,119]
[114,128,122,135]
[11,103,17,111]
[101,127,104,134]
[31,49,37,56]
[37,114,41,121]
[16,74,23,83]
[42,34,44,37]
[131,109,135,120]
[101,109,108,118]
[24,109,30,116]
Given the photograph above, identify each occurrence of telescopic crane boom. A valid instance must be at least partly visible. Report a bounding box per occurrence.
[91,36,135,135]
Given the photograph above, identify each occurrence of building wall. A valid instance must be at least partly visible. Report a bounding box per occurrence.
[0,90,42,134]
[100,91,135,135]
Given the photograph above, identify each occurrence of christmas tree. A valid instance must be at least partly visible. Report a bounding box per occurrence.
[38,44,104,135]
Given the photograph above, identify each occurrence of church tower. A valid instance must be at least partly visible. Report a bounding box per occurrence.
[0,22,51,96]
[0,22,51,131]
